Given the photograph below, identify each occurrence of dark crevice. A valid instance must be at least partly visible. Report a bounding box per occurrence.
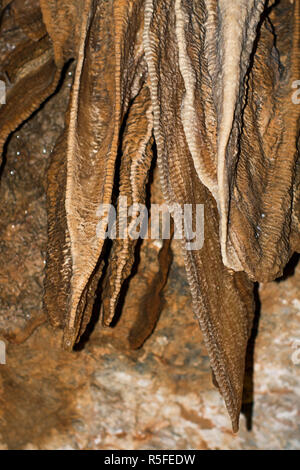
[275,252,300,283]
[241,282,261,431]
[73,237,112,352]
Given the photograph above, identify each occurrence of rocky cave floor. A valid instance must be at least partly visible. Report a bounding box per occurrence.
[0,60,299,450]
